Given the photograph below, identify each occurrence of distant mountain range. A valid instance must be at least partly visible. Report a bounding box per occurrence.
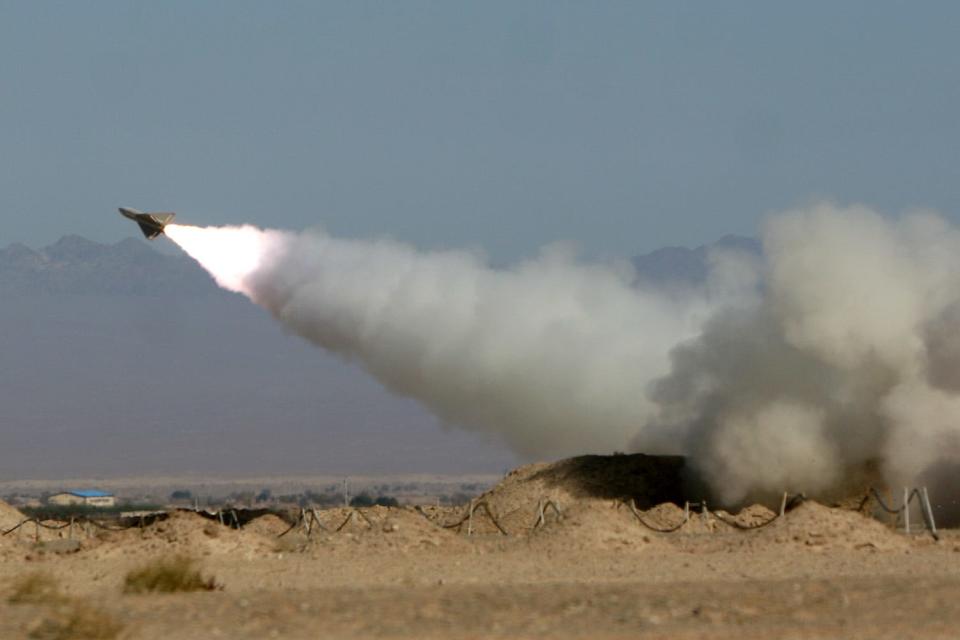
[0,235,218,296]
[0,234,761,297]
[630,235,761,284]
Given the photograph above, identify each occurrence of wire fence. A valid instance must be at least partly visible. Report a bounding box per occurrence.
[1,513,159,542]
[2,485,941,543]
[859,486,939,540]
[413,486,939,540]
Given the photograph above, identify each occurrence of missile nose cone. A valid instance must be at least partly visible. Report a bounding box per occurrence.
[117,207,175,240]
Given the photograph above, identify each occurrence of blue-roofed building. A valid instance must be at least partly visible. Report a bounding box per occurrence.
[48,489,115,507]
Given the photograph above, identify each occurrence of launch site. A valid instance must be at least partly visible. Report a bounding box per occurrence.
[4,3,960,639]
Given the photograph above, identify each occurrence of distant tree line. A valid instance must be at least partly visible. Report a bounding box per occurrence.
[164,486,482,509]
[348,493,399,508]
[440,492,476,506]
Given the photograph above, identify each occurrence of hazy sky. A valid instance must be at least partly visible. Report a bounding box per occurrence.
[2,2,959,259]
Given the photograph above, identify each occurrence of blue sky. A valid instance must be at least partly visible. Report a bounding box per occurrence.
[2,1,959,259]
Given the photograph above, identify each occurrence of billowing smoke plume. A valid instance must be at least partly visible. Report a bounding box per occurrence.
[639,203,960,504]
[166,203,960,506]
[166,223,720,458]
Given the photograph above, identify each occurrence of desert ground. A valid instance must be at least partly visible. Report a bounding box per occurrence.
[2,455,959,640]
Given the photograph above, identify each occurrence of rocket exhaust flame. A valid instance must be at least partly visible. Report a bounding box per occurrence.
[166,204,960,510]
[164,224,288,295]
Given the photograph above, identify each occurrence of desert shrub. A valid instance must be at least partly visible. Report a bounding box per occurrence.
[8,573,64,605]
[29,602,123,640]
[123,555,219,594]
[349,493,375,508]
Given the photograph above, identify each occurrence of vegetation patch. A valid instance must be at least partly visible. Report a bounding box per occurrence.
[123,555,220,593]
[349,493,400,508]
[9,573,123,640]
[28,602,123,640]
[8,573,65,605]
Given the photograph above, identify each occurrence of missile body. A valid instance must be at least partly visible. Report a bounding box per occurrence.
[118,207,176,239]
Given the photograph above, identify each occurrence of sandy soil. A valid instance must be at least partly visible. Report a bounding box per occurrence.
[2,456,959,639]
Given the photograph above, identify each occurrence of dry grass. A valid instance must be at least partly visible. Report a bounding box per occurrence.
[28,602,123,640]
[123,555,220,593]
[8,572,65,605]
[9,573,122,639]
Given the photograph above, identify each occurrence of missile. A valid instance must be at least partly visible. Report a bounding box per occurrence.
[118,207,176,240]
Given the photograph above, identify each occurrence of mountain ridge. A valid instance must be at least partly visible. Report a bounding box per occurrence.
[1,234,761,297]
[0,235,219,296]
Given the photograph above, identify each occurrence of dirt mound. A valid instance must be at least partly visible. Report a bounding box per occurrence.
[750,501,909,551]
[636,501,713,533]
[620,502,782,538]
[468,454,688,536]
[429,455,778,538]
[489,454,686,506]
[414,505,462,525]
[526,502,666,551]
[285,507,467,553]
[0,500,29,556]
[469,455,897,548]
[629,500,905,550]
[0,498,26,533]
[732,503,778,526]
[241,513,292,537]
[87,511,275,559]
[420,500,524,536]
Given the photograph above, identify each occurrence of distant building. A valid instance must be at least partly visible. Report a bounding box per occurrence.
[47,490,116,508]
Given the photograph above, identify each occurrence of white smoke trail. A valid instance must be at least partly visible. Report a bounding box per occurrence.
[165,223,720,459]
[168,204,960,508]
